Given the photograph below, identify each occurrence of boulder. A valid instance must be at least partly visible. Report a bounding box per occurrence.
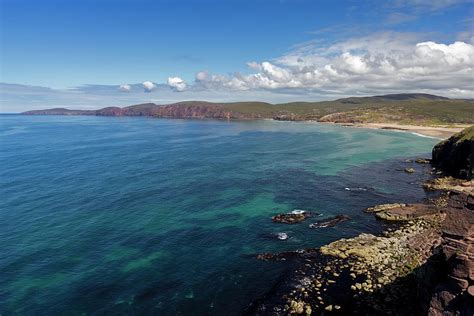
[415,158,431,164]
[272,210,314,224]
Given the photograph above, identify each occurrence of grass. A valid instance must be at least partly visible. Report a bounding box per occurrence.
[223,97,474,124]
[25,93,474,125]
[455,125,474,142]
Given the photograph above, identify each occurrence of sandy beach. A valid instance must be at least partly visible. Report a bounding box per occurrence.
[333,122,472,139]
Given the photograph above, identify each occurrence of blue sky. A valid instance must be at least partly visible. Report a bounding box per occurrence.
[1,0,473,111]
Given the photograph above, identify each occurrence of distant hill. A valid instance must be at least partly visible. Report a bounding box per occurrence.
[23,93,474,125]
[372,93,450,101]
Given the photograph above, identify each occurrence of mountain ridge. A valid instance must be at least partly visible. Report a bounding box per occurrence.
[22,93,474,125]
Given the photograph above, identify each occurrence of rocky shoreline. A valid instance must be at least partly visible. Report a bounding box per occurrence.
[247,127,474,315]
[249,184,473,316]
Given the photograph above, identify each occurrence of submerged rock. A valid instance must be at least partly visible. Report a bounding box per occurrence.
[272,210,315,224]
[255,248,319,261]
[404,167,415,173]
[415,158,431,164]
[309,215,350,228]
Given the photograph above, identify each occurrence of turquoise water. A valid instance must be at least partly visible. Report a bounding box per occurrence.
[0,115,437,315]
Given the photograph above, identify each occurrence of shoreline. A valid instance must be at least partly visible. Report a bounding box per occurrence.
[249,127,474,314]
[250,178,474,315]
[315,121,472,140]
[16,112,470,139]
[324,122,471,139]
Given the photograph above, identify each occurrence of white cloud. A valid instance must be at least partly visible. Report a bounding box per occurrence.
[191,32,474,98]
[167,77,187,92]
[142,81,156,92]
[119,84,131,92]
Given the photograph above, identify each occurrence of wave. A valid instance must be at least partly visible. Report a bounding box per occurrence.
[409,132,441,140]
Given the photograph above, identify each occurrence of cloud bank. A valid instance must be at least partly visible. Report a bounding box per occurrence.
[191,33,474,98]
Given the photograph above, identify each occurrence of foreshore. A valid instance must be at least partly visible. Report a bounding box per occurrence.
[249,178,474,315]
[322,122,471,139]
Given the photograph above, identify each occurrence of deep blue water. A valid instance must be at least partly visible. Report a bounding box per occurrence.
[0,115,437,315]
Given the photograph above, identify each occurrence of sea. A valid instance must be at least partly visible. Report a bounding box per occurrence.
[0,115,438,315]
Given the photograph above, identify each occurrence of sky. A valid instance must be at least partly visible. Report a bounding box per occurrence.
[0,0,473,112]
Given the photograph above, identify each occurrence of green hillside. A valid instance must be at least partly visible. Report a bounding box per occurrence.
[23,93,474,125]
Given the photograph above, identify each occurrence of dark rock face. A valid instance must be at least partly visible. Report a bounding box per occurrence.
[427,190,474,316]
[432,126,474,180]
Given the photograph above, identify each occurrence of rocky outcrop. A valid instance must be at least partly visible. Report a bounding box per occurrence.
[247,129,474,315]
[250,213,445,315]
[423,177,473,193]
[373,203,440,222]
[432,126,474,180]
[428,190,474,315]
[308,215,350,228]
[249,185,474,315]
[365,203,407,213]
[272,211,315,224]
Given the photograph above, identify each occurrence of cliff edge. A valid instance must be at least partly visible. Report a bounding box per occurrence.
[432,126,474,180]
